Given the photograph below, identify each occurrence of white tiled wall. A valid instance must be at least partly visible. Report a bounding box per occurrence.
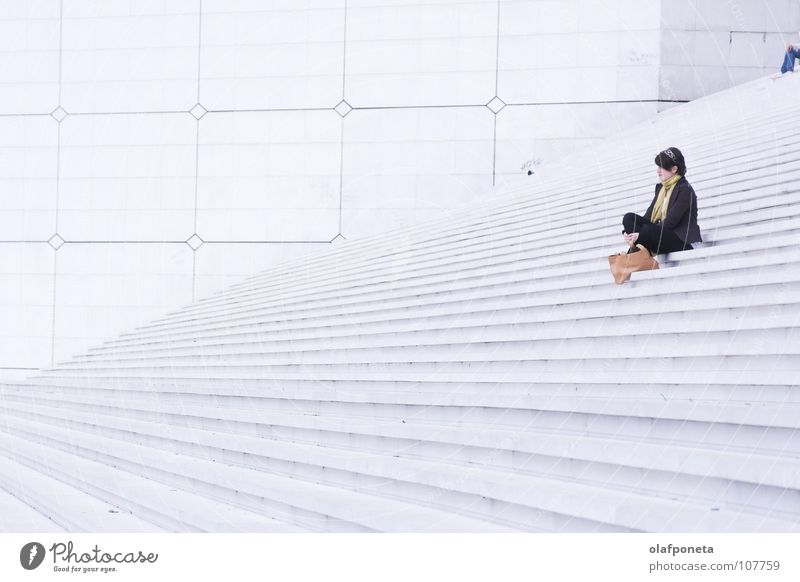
[193,241,329,300]
[0,117,59,241]
[200,1,346,110]
[61,0,200,113]
[58,113,197,241]
[52,243,194,363]
[341,106,495,237]
[0,0,61,114]
[658,0,800,107]
[3,0,788,377]
[0,244,54,374]
[197,109,342,241]
[494,101,659,183]
[345,1,498,107]
[497,0,661,103]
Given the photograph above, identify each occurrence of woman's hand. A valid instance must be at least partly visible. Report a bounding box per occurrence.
[623,232,639,245]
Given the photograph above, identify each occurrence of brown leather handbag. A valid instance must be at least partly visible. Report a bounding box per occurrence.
[608,244,659,284]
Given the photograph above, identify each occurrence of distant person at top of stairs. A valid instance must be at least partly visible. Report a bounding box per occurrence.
[621,147,702,257]
[781,37,800,73]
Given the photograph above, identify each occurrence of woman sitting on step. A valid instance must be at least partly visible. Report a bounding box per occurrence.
[622,147,702,256]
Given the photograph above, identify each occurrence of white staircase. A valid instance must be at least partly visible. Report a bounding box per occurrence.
[1,73,798,532]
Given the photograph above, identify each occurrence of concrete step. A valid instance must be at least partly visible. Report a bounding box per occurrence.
[49,356,795,390]
[0,451,159,533]
[52,333,800,394]
[2,398,793,532]
[4,390,798,491]
[29,352,800,389]
[78,297,799,364]
[4,395,797,531]
[0,411,519,533]
[77,257,800,359]
[0,398,624,532]
[64,302,800,367]
[45,318,800,371]
[0,481,65,532]
[0,414,304,532]
[11,359,800,429]
[7,378,798,461]
[82,242,800,354]
[11,374,800,409]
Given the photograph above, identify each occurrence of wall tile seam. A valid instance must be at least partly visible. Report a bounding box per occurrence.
[0,98,689,119]
[0,239,339,244]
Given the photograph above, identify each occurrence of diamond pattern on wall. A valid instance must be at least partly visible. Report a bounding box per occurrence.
[190,103,208,120]
[48,234,65,250]
[186,234,204,250]
[50,106,68,123]
[334,100,353,117]
[486,97,506,114]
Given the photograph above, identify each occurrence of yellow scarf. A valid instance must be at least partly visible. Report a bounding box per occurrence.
[650,174,682,223]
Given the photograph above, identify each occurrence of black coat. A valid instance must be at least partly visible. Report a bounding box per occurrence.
[644,177,702,244]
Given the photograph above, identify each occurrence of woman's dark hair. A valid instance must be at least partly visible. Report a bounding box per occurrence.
[655,147,687,176]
